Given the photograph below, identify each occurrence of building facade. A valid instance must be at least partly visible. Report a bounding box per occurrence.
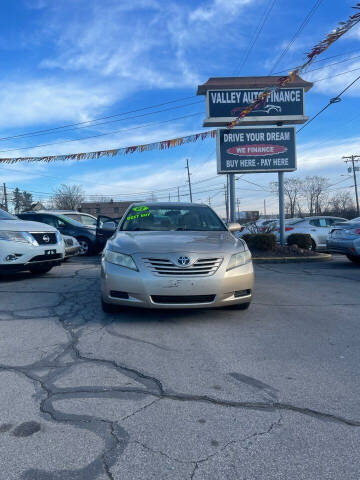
[79,201,137,218]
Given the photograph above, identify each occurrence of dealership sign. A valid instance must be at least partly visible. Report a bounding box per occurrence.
[217,127,296,174]
[205,88,306,126]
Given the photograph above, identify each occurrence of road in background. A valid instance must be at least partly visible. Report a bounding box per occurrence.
[0,256,359,479]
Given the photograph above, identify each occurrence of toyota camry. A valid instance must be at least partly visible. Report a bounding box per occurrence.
[101,203,254,311]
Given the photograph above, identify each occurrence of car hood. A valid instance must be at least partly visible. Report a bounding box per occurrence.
[0,219,57,232]
[108,231,245,254]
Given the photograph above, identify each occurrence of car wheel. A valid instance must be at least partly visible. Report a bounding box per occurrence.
[77,238,92,256]
[231,302,251,310]
[29,264,53,274]
[310,239,316,251]
[101,298,119,313]
[346,254,360,265]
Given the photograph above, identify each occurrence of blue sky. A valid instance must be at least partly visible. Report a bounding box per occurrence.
[1,0,360,215]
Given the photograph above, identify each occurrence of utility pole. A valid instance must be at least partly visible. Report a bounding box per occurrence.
[208,196,211,207]
[177,187,180,202]
[343,155,360,216]
[264,199,267,217]
[186,159,193,203]
[168,192,171,202]
[3,183,8,212]
[236,198,240,220]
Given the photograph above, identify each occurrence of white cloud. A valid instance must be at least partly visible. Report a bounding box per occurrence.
[0,79,117,129]
[190,0,255,23]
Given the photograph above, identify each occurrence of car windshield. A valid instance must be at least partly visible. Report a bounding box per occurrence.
[57,214,86,227]
[120,205,226,232]
[0,208,17,220]
[66,214,97,226]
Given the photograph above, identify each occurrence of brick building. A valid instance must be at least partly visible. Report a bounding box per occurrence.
[79,201,138,218]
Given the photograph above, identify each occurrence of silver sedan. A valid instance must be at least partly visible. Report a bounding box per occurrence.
[327,218,360,264]
[101,203,254,311]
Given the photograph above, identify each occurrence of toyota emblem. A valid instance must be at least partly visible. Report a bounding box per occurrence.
[177,256,190,266]
[42,234,50,243]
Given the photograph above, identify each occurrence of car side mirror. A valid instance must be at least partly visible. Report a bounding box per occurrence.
[228,222,242,232]
[102,221,117,232]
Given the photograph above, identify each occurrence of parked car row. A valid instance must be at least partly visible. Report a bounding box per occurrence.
[1,204,255,312]
[237,214,360,264]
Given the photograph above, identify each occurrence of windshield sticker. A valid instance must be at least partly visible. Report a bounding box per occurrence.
[132,206,149,212]
[126,211,151,221]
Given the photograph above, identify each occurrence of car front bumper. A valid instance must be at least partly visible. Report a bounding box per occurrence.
[327,237,360,256]
[64,245,81,258]
[0,240,65,272]
[101,254,254,309]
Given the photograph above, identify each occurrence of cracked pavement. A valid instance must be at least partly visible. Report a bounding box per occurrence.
[0,255,359,479]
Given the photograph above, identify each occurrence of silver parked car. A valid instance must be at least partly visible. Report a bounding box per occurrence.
[101,203,254,311]
[275,216,347,250]
[327,218,360,264]
[62,234,81,260]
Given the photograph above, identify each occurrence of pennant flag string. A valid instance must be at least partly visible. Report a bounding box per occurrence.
[229,2,360,127]
[0,130,216,164]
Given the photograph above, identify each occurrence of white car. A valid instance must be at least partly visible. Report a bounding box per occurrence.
[275,216,347,250]
[0,208,65,274]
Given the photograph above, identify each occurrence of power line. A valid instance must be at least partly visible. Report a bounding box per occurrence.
[0,100,202,145]
[0,95,197,143]
[272,49,360,74]
[0,111,203,154]
[238,0,278,74]
[297,73,360,133]
[269,0,323,74]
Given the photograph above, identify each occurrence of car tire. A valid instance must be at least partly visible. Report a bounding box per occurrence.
[101,298,119,313]
[231,302,251,310]
[77,237,93,256]
[310,239,316,251]
[29,264,53,274]
[346,254,360,265]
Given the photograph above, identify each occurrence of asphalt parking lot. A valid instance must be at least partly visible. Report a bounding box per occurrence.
[0,255,359,480]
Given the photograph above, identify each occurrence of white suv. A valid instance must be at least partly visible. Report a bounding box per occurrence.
[0,208,65,274]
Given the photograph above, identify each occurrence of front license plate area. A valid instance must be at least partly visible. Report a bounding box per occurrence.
[45,249,56,255]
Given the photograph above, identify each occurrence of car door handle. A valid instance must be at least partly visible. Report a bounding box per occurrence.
[310,229,316,231]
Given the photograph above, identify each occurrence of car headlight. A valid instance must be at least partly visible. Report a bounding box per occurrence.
[0,231,38,245]
[104,249,138,271]
[55,231,63,244]
[227,249,252,271]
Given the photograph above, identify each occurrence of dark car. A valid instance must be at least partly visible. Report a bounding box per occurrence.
[18,211,112,255]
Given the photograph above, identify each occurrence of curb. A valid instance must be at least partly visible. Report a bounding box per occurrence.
[253,253,332,264]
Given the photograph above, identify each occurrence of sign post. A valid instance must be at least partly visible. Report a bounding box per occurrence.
[228,173,236,222]
[278,171,285,246]
[197,76,311,230]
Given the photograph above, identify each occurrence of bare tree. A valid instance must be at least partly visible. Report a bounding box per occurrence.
[52,184,85,210]
[270,178,303,217]
[302,176,330,215]
[328,191,355,217]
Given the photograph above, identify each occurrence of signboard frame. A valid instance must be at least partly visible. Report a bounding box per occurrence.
[205,88,307,126]
[216,126,297,174]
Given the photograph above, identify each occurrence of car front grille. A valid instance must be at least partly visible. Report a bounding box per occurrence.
[151,295,216,304]
[31,232,58,245]
[143,257,222,276]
